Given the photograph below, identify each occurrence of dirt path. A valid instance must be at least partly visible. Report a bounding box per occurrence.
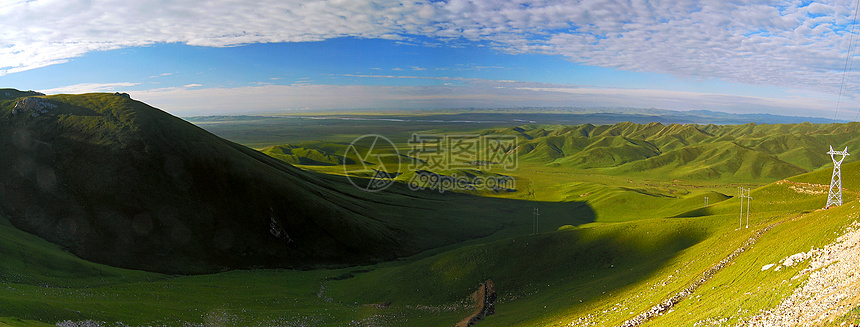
[744,220,860,326]
[456,279,497,327]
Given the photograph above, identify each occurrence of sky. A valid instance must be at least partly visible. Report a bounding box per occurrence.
[3,0,860,119]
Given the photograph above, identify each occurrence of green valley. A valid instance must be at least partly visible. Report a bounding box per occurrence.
[0,89,858,326]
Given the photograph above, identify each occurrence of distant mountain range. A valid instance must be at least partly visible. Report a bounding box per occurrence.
[187,107,844,135]
[377,107,846,125]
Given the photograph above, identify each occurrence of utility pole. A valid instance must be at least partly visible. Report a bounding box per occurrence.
[533,207,540,235]
[746,191,751,229]
[738,187,752,229]
[826,146,850,208]
[738,187,744,229]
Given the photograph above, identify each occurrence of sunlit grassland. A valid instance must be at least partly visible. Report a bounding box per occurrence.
[2,101,860,326]
[3,161,849,326]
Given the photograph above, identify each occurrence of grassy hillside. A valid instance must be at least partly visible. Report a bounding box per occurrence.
[1,95,858,326]
[0,211,160,288]
[322,157,859,326]
[0,91,591,274]
[1,160,844,326]
[261,121,857,188]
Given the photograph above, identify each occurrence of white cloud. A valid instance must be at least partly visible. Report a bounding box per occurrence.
[41,82,140,94]
[183,84,202,88]
[516,86,851,117]
[3,0,860,97]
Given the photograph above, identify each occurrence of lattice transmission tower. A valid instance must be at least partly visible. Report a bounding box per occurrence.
[826,146,850,208]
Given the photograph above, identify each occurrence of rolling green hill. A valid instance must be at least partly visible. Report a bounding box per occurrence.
[506,122,860,182]
[0,90,590,274]
[260,143,355,166]
[1,90,859,326]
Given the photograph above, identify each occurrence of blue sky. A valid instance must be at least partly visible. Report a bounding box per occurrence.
[2,0,860,119]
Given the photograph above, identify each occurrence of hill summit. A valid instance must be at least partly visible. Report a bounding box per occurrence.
[0,89,553,273]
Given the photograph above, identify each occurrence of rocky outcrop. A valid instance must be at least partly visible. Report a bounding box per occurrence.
[11,97,56,116]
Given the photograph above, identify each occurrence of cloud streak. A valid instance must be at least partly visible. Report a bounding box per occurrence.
[123,81,857,119]
[3,0,860,96]
[41,82,141,94]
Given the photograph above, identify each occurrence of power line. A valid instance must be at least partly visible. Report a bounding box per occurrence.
[840,0,860,121]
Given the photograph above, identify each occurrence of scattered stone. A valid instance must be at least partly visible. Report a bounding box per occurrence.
[618,222,781,327]
[55,320,106,327]
[761,264,775,271]
[777,180,829,195]
[745,220,860,326]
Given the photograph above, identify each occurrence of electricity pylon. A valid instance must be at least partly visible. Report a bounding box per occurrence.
[533,207,540,235]
[826,146,850,208]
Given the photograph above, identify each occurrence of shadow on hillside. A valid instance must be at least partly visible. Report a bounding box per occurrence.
[673,206,714,218]
[327,218,709,319]
[313,170,597,231]
[0,109,596,275]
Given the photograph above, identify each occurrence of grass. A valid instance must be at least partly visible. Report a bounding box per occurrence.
[0,92,601,274]
[1,93,860,325]
[1,160,849,326]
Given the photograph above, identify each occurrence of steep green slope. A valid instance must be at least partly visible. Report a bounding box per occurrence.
[0,91,590,274]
